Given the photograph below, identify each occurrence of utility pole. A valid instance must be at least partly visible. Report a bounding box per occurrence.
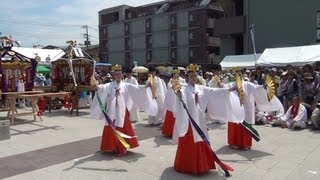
[82,25,90,50]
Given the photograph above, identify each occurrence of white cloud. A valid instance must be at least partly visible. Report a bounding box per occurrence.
[0,0,162,47]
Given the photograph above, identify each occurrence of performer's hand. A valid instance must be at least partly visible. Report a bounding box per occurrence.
[228,86,237,92]
[263,84,267,89]
[176,90,182,98]
[146,82,151,88]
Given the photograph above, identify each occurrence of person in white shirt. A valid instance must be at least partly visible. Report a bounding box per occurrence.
[146,66,167,126]
[123,68,139,123]
[281,96,307,129]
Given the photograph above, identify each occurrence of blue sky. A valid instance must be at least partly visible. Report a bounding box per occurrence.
[0,0,161,47]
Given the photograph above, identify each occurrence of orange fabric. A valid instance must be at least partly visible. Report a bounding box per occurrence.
[100,110,139,155]
[174,124,216,174]
[227,122,252,149]
[162,111,175,137]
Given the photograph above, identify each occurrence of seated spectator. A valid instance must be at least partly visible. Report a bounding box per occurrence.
[311,102,320,130]
[281,96,307,130]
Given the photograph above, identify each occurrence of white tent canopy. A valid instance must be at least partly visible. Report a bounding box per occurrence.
[220,54,261,69]
[12,47,65,64]
[256,44,320,67]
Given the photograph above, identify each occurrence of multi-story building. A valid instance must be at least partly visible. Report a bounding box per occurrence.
[214,0,320,55]
[98,0,224,68]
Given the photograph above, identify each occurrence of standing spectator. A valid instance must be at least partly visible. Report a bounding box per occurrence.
[123,68,139,123]
[277,71,288,105]
[146,66,167,126]
[300,73,316,120]
[283,71,298,111]
[44,74,52,86]
[255,67,265,85]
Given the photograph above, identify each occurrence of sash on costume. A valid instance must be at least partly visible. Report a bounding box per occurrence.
[241,121,260,142]
[96,92,136,149]
[179,97,233,177]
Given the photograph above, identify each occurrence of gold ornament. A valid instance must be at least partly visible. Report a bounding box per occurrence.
[232,66,242,72]
[186,64,199,72]
[90,76,99,86]
[111,64,122,71]
[171,79,182,98]
[172,68,180,74]
[150,74,156,98]
[235,72,244,106]
[214,75,221,85]
[265,74,275,101]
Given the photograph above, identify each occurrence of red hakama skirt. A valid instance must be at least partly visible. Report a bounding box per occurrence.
[174,124,216,174]
[100,110,139,155]
[227,122,252,149]
[162,110,175,137]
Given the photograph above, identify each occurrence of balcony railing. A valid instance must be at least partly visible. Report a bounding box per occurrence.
[207,37,221,46]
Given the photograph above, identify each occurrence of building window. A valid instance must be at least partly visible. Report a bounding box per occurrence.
[170,16,176,24]
[105,42,108,49]
[189,49,194,57]
[103,29,107,35]
[146,21,150,28]
[189,32,194,40]
[189,14,194,22]
[128,12,131,18]
[147,36,152,44]
[147,52,151,60]
[125,24,129,32]
[171,34,176,42]
[171,51,176,58]
[114,12,119,21]
[125,38,130,48]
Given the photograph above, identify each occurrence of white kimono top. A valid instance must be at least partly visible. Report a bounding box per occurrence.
[228,81,284,124]
[123,77,138,85]
[171,83,232,144]
[90,81,157,128]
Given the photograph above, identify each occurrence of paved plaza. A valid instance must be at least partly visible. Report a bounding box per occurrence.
[0,108,319,180]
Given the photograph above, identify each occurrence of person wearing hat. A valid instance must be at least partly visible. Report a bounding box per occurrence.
[90,64,158,156]
[299,73,316,119]
[171,64,234,176]
[123,68,139,123]
[162,67,186,137]
[145,65,167,126]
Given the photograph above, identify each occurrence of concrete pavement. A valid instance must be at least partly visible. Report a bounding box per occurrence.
[0,108,319,180]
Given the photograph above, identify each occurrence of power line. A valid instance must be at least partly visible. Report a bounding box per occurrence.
[0,18,97,28]
[88,26,98,31]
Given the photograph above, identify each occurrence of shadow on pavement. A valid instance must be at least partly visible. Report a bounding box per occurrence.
[153,135,172,147]
[159,167,227,180]
[11,122,63,136]
[63,151,145,172]
[215,145,273,161]
[207,123,227,130]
